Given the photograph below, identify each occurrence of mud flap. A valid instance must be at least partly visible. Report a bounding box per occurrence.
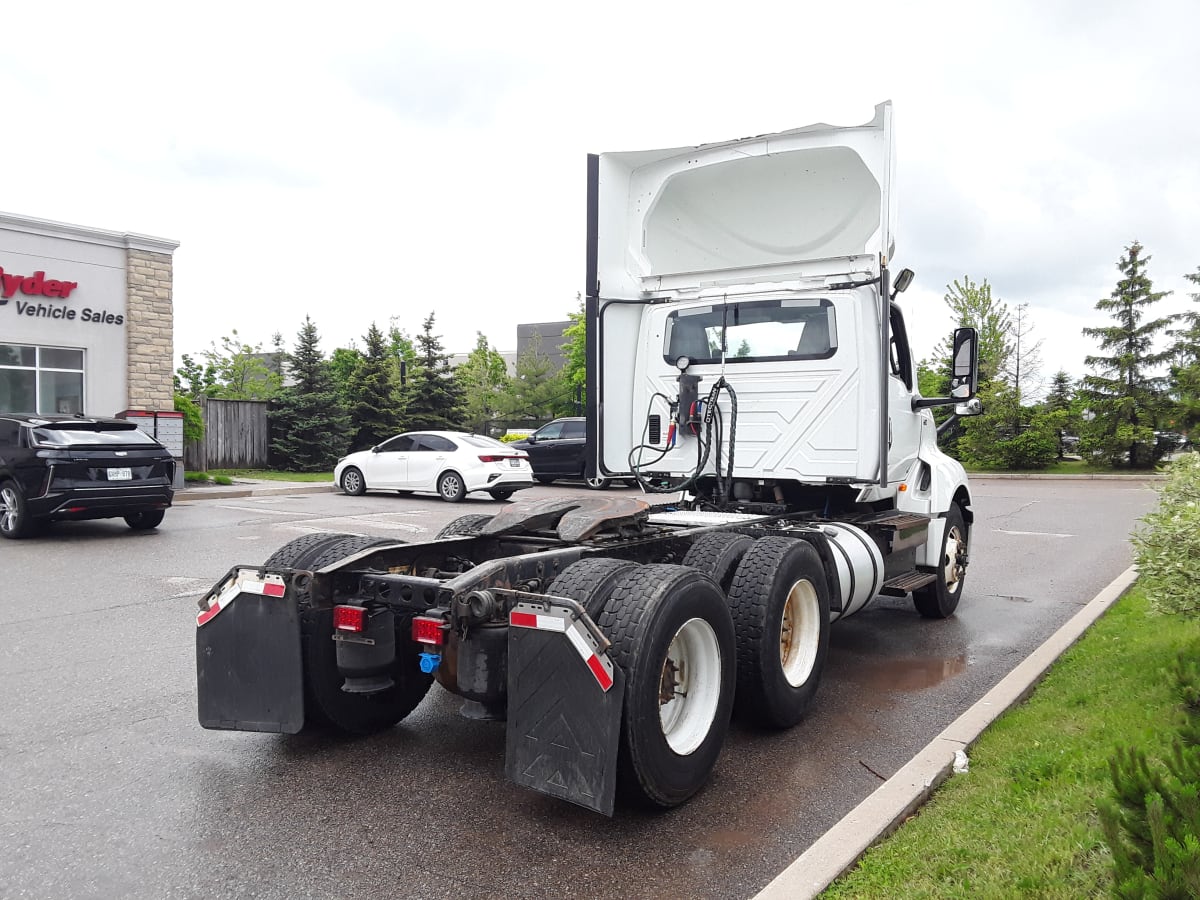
[196,570,305,733]
[504,603,624,816]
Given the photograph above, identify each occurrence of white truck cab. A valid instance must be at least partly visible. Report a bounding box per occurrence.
[586,101,979,577]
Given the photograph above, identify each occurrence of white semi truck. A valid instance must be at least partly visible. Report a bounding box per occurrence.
[195,101,981,815]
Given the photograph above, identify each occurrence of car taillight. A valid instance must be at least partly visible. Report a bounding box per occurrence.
[412,616,447,645]
[333,605,367,633]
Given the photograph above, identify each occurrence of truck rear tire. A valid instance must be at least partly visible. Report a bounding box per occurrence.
[263,532,354,569]
[726,537,830,728]
[682,532,755,594]
[436,514,494,538]
[300,534,433,734]
[913,504,968,619]
[598,564,735,808]
[546,557,639,618]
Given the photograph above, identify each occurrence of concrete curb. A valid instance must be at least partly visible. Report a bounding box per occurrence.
[753,564,1140,900]
[175,483,337,502]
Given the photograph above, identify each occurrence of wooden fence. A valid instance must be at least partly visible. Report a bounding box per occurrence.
[184,398,270,471]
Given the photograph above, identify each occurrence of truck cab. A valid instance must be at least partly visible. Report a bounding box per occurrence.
[586,101,976,561]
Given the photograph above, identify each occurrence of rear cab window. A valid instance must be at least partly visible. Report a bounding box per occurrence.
[664,297,837,364]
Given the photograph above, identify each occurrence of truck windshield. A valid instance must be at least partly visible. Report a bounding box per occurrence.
[663,297,837,365]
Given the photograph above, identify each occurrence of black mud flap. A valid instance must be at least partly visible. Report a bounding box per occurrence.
[196,570,305,733]
[505,602,625,816]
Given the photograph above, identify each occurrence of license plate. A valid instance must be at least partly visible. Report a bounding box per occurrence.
[509,459,521,467]
[108,467,133,481]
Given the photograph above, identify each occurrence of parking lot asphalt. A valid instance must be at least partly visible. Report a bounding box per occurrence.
[174,475,1156,896]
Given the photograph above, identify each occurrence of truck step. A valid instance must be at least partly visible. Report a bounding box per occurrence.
[880,571,938,594]
[862,512,930,528]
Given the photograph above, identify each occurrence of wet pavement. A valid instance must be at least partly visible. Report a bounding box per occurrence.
[0,478,1159,899]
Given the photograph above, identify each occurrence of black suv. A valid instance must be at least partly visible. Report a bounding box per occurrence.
[508,417,618,489]
[0,413,175,538]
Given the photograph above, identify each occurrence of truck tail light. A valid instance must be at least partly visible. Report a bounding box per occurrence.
[412,616,447,645]
[333,605,367,633]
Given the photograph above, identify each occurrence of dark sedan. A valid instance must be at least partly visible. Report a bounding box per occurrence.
[0,413,175,538]
[507,417,624,489]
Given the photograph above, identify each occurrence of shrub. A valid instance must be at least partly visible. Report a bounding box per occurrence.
[185,471,211,483]
[1098,638,1200,897]
[1132,452,1200,616]
[499,432,530,443]
[213,475,233,485]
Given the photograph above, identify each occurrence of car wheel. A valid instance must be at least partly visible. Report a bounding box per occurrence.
[0,480,35,539]
[585,476,613,490]
[489,489,515,501]
[124,510,165,530]
[438,471,467,502]
[340,467,366,496]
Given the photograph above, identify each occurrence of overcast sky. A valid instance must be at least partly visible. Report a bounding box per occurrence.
[3,0,1197,391]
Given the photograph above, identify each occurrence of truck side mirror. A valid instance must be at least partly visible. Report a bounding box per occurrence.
[954,398,983,417]
[892,268,915,296]
[950,327,978,399]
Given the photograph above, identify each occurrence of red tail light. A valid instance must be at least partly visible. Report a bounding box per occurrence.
[478,455,505,462]
[412,616,447,645]
[333,605,367,633]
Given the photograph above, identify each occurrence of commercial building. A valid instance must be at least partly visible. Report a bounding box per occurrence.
[0,211,179,419]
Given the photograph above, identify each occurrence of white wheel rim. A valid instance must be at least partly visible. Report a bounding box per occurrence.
[944,527,964,595]
[658,617,722,755]
[442,475,461,498]
[344,471,360,492]
[0,487,17,532]
[780,579,821,687]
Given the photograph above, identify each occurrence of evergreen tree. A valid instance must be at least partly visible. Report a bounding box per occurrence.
[1168,267,1200,438]
[958,381,1058,470]
[455,332,511,435]
[345,323,403,450]
[405,313,465,431]
[267,316,351,471]
[1080,242,1174,468]
[1044,370,1081,459]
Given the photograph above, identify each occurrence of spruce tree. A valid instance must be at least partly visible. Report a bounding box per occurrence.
[1169,267,1200,438]
[346,322,403,450]
[499,332,572,424]
[1044,370,1080,460]
[405,313,465,431]
[267,316,351,471]
[1080,242,1173,468]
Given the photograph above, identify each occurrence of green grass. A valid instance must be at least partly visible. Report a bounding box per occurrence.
[823,586,1200,899]
[207,469,334,482]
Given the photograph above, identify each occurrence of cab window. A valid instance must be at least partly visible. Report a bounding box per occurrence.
[664,298,837,365]
[889,304,914,391]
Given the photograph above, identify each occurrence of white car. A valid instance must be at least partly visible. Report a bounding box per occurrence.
[334,431,534,502]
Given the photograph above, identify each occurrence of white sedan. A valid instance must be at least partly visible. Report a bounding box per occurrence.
[334,431,534,502]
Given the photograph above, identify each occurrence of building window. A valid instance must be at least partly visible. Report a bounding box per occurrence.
[0,344,85,414]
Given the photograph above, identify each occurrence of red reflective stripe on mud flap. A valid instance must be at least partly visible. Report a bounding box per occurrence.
[585,654,614,691]
[509,611,539,629]
[196,574,286,626]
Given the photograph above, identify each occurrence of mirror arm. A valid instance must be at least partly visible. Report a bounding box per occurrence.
[936,413,961,437]
[912,396,962,410]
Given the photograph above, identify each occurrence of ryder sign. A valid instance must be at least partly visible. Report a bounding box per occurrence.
[0,264,123,326]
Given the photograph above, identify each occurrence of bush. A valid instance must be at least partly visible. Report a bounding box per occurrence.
[499,432,530,443]
[1098,638,1200,897]
[213,475,233,485]
[1132,452,1200,616]
[185,471,211,483]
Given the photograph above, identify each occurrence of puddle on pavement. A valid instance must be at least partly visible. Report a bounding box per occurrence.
[846,653,970,692]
